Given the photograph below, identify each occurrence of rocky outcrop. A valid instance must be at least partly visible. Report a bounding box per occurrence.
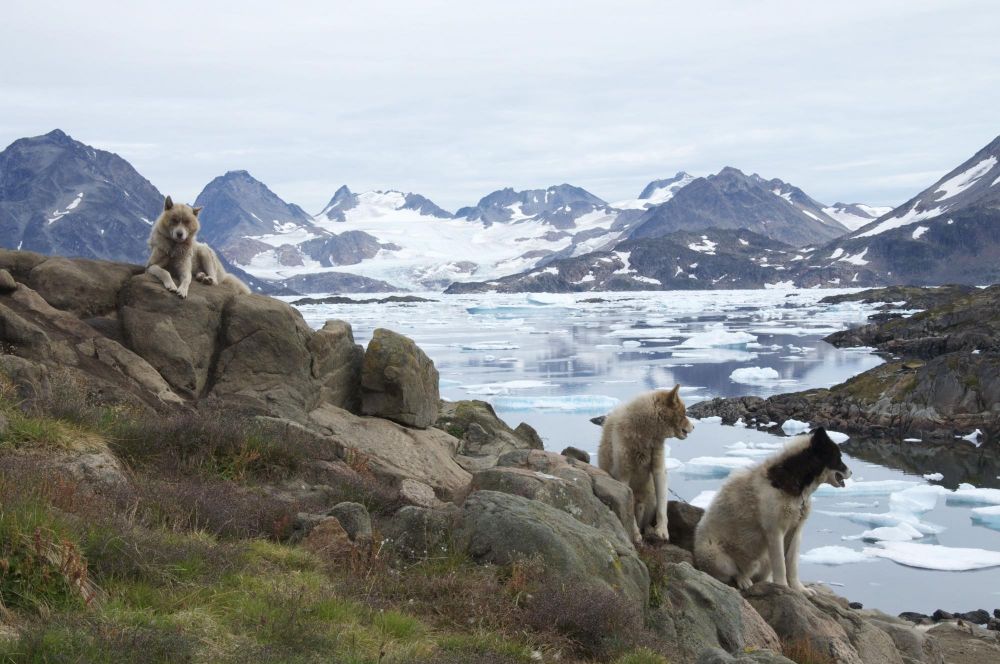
[470,449,636,546]
[690,285,1000,445]
[309,404,470,501]
[457,490,650,609]
[435,399,543,470]
[361,328,440,428]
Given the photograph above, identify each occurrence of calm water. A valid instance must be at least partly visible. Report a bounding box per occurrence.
[289,289,1000,615]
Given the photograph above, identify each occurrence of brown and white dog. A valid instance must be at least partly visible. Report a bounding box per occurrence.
[146,196,249,298]
[597,386,695,544]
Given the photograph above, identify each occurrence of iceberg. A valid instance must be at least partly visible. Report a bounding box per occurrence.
[864,541,1000,571]
[801,546,874,565]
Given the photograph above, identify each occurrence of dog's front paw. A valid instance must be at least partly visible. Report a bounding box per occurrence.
[736,575,754,591]
[176,287,189,299]
[202,276,215,285]
[645,524,669,543]
[165,284,178,293]
[793,582,817,596]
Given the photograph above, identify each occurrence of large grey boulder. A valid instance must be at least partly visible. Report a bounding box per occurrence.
[383,504,462,559]
[456,490,649,609]
[307,319,363,412]
[28,256,141,317]
[744,583,868,664]
[495,449,639,543]
[436,399,543,469]
[697,648,795,663]
[326,502,372,542]
[472,449,633,547]
[119,274,231,396]
[0,269,15,294]
[653,562,781,662]
[209,292,316,420]
[309,404,471,501]
[361,328,439,428]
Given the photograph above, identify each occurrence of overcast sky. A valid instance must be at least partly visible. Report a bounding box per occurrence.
[2,0,998,213]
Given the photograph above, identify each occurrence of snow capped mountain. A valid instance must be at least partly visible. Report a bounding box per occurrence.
[624,167,850,247]
[793,134,1000,287]
[0,129,163,262]
[446,228,799,293]
[612,172,696,209]
[822,202,893,231]
[456,183,612,229]
[318,185,453,222]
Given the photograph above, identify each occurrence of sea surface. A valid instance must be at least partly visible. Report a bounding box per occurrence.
[288,289,1000,615]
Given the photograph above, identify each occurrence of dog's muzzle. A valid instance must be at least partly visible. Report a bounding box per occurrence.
[173,230,187,241]
[832,466,852,488]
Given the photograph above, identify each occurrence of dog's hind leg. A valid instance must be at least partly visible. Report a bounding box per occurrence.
[147,264,178,294]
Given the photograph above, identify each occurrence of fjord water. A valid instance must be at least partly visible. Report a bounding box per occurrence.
[290,289,1000,615]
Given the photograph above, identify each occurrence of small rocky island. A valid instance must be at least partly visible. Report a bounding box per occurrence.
[2,251,998,663]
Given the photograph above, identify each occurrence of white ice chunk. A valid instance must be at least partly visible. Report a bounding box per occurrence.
[865,541,1000,571]
[491,395,619,413]
[682,456,755,478]
[730,367,781,385]
[971,505,1000,531]
[801,546,874,565]
[826,431,849,444]
[814,479,920,497]
[946,486,1000,506]
[780,419,811,435]
[676,324,756,349]
[690,490,717,509]
[923,472,944,481]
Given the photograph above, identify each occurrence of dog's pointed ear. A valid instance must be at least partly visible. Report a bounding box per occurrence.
[164,195,173,211]
[810,427,829,446]
[192,206,203,216]
[668,384,681,403]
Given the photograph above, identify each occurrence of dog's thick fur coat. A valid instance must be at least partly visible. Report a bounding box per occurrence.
[146,196,250,297]
[694,428,851,594]
[597,386,694,544]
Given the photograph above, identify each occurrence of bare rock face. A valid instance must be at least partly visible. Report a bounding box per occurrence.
[119,275,230,396]
[307,319,364,413]
[361,328,440,428]
[309,404,470,501]
[0,269,16,294]
[436,399,543,470]
[28,256,141,317]
[457,490,650,610]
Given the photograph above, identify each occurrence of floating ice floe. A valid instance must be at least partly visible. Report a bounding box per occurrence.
[690,490,717,509]
[670,349,759,363]
[460,380,556,395]
[681,456,756,478]
[750,326,844,336]
[674,324,757,349]
[724,440,782,457]
[730,366,781,385]
[490,395,619,413]
[923,473,944,481]
[801,546,874,565]
[946,484,1000,506]
[665,458,684,471]
[864,541,1000,571]
[847,522,926,543]
[780,419,811,435]
[461,341,520,351]
[814,479,919,497]
[971,505,1000,531]
[606,326,681,338]
[826,431,850,444]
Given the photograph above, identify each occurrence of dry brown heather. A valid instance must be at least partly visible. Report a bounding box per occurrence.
[0,371,674,664]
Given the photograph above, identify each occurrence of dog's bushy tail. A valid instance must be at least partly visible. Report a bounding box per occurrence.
[223,274,252,295]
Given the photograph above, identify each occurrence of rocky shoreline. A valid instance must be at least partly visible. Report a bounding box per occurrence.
[3,251,1000,662]
[689,285,1000,448]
